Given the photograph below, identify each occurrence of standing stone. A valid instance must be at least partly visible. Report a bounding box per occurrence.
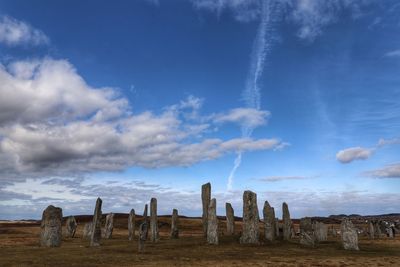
[374,221,382,238]
[330,226,337,237]
[341,218,359,250]
[65,215,77,238]
[282,202,292,241]
[170,209,179,239]
[225,203,235,236]
[128,209,135,241]
[207,198,218,245]
[300,232,315,247]
[40,205,63,247]
[240,190,259,244]
[263,201,276,242]
[90,197,102,246]
[138,222,147,252]
[368,221,375,239]
[103,213,114,239]
[150,198,159,242]
[82,222,93,239]
[314,221,328,242]
[202,182,211,237]
[387,227,394,238]
[143,204,149,239]
[299,217,313,234]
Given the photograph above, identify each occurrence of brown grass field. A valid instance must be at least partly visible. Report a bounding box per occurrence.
[1,216,399,267]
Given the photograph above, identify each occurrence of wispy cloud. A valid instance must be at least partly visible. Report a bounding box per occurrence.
[191,0,376,41]
[384,49,400,57]
[0,15,49,46]
[258,175,314,182]
[363,162,400,179]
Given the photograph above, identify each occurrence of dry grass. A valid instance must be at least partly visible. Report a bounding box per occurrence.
[1,217,399,267]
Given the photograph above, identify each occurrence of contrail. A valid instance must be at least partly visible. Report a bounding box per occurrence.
[227,0,280,192]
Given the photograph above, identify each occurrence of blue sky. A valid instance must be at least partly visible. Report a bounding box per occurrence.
[0,0,399,220]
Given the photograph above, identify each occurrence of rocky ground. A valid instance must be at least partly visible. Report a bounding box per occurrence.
[0,216,399,267]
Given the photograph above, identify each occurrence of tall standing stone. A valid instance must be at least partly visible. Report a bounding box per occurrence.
[150,198,159,242]
[202,182,211,237]
[263,201,276,242]
[90,197,102,247]
[368,221,374,239]
[138,222,147,252]
[82,222,93,240]
[170,209,179,239]
[40,205,63,247]
[143,204,149,239]
[225,203,235,236]
[314,221,328,242]
[128,209,135,241]
[103,213,114,239]
[207,198,218,245]
[282,202,292,241]
[240,190,259,244]
[299,217,315,247]
[65,215,77,238]
[341,218,359,250]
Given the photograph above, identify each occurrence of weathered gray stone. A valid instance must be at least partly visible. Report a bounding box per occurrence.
[299,232,315,247]
[170,209,179,239]
[202,182,211,237]
[368,221,374,239]
[314,221,328,242]
[330,226,337,237]
[341,218,359,250]
[225,203,235,236]
[282,202,292,241]
[128,209,135,241]
[138,222,147,252]
[82,222,93,240]
[103,213,114,239]
[65,215,77,238]
[263,201,276,242]
[299,217,313,234]
[387,227,394,238]
[207,198,218,245]
[150,198,159,242]
[143,204,149,239]
[240,190,259,244]
[90,197,102,246]
[40,205,63,247]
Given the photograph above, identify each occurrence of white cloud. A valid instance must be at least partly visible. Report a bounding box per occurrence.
[336,137,400,164]
[0,16,49,46]
[378,137,400,147]
[212,108,270,129]
[336,146,373,163]
[384,49,400,57]
[0,58,284,175]
[191,0,377,41]
[258,175,312,182]
[191,0,260,22]
[0,58,128,126]
[363,162,400,179]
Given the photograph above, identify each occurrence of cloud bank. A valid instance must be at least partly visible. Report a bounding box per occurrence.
[0,58,284,178]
